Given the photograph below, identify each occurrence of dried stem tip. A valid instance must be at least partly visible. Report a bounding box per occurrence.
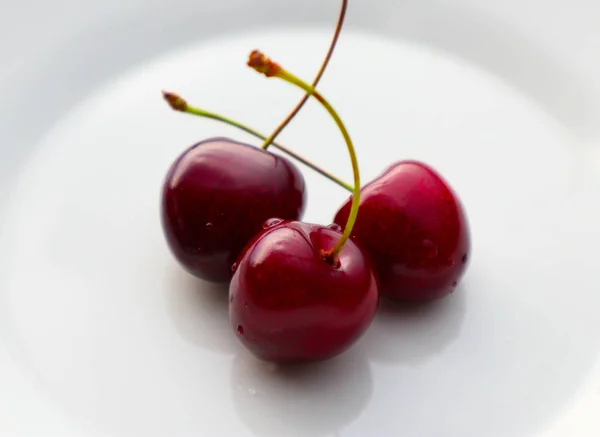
[248,50,281,77]
[163,91,188,112]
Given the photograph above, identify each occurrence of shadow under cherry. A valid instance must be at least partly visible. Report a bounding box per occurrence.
[363,285,467,365]
[231,349,373,437]
[163,266,240,356]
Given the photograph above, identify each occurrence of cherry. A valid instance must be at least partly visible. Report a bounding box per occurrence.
[161,0,349,284]
[161,137,305,282]
[229,220,378,363]
[334,161,471,302]
[229,51,376,363]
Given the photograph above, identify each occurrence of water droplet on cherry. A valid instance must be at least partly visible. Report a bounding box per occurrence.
[263,218,284,229]
[205,222,214,231]
[237,325,244,335]
[327,223,342,232]
[231,262,238,273]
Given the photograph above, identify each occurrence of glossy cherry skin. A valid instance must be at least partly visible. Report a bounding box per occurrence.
[229,220,379,364]
[334,161,470,302]
[161,138,306,283]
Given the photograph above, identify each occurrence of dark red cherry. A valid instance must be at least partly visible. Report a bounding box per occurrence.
[229,221,378,363]
[334,161,470,302]
[161,138,306,283]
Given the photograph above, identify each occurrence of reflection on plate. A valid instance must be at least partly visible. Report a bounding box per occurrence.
[1,1,600,435]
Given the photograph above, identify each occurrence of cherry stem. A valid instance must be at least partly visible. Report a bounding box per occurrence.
[248,51,361,263]
[162,91,353,192]
[260,0,348,150]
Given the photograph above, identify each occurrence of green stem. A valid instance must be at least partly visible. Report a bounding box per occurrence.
[162,92,353,192]
[248,52,361,262]
[261,0,348,150]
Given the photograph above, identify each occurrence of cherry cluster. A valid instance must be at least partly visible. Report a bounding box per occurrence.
[160,1,470,364]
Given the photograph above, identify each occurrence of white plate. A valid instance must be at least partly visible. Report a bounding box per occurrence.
[2,0,600,436]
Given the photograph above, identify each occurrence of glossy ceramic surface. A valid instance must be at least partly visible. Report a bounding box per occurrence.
[1,1,600,436]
